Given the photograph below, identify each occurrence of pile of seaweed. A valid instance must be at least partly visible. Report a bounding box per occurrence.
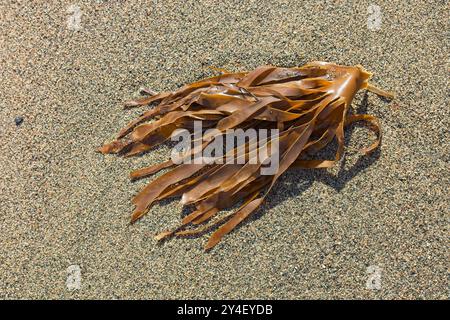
[99,61,393,249]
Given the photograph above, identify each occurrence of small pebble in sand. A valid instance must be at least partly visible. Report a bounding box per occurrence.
[14,116,24,126]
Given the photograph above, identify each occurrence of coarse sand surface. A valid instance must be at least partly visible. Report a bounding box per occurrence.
[0,0,448,299]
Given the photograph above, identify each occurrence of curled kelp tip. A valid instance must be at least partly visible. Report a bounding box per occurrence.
[100,61,394,250]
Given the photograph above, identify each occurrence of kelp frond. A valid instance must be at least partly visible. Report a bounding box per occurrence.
[99,61,394,250]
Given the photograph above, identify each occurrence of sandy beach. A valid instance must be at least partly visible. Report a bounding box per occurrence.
[0,0,448,299]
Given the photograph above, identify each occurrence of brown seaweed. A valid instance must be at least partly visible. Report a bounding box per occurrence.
[99,61,394,250]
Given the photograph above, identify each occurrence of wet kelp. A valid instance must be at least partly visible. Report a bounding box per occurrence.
[99,61,393,249]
